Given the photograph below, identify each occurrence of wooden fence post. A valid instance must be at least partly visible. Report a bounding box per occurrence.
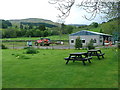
[12,42,14,49]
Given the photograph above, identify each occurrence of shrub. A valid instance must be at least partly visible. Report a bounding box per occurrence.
[87,39,95,50]
[12,53,30,59]
[75,37,82,50]
[24,47,31,49]
[1,44,8,49]
[26,47,38,54]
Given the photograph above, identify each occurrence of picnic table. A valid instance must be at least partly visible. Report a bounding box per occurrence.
[87,49,105,60]
[64,52,92,65]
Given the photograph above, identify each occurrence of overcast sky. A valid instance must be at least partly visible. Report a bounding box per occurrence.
[0,0,106,25]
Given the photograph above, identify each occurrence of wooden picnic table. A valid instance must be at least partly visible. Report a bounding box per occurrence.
[64,52,92,65]
[87,49,105,60]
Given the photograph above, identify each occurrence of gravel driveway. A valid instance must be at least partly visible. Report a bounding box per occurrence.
[8,45,117,49]
[8,45,75,49]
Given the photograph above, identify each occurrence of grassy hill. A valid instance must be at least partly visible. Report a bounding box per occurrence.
[9,18,60,27]
[73,18,119,33]
[1,18,119,41]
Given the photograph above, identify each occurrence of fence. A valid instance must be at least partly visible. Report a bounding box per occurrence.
[2,40,72,49]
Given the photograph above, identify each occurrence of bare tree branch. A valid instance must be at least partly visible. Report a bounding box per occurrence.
[49,0,75,23]
[49,0,119,21]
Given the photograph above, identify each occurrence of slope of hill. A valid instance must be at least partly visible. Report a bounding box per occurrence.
[67,24,87,27]
[71,17,119,35]
[9,18,60,27]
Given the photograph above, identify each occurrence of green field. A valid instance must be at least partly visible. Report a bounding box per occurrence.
[1,35,69,40]
[2,48,118,88]
[0,49,2,89]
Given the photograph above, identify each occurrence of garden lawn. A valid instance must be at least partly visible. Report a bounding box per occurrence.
[2,48,118,88]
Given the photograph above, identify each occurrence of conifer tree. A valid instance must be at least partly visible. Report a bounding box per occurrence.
[75,37,82,50]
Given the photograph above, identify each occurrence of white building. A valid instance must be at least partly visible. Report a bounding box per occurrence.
[69,30,112,46]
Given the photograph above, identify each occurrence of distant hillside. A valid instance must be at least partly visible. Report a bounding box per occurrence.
[67,24,87,27]
[9,18,60,27]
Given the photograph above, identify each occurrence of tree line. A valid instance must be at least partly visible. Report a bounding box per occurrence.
[2,20,74,38]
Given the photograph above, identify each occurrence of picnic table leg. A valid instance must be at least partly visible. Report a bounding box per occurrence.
[88,59,91,63]
[82,61,86,65]
[66,60,69,64]
[102,55,104,58]
[73,60,75,62]
[97,56,100,60]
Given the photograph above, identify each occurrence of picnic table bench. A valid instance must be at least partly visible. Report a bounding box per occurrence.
[87,49,105,60]
[64,52,92,65]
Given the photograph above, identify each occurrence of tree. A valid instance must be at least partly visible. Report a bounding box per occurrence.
[75,37,82,50]
[99,29,103,33]
[101,20,118,34]
[51,30,59,35]
[2,23,8,29]
[15,26,18,28]
[29,24,33,29]
[2,20,12,29]
[43,30,49,37]
[87,39,95,50]
[91,22,99,28]
[61,23,65,34]
[20,29,26,37]
[49,0,120,21]
[5,20,12,27]
[33,30,42,37]
[66,25,73,34]
[20,24,23,29]
[39,25,46,31]
[61,25,73,34]
[25,30,33,37]
[49,0,75,21]
[16,30,22,37]
[3,28,17,38]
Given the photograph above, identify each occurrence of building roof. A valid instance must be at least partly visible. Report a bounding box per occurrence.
[69,30,112,36]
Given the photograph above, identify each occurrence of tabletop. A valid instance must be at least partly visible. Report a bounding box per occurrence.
[70,52,87,55]
[88,49,101,52]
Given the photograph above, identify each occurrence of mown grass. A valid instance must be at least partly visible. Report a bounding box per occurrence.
[2,48,118,88]
[0,49,2,89]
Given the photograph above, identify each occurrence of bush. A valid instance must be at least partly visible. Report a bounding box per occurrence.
[87,39,95,50]
[24,47,31,49]
[75,37,82,50]
[12,53,30,59]
[26,47,38,54]
[1,44,8,49]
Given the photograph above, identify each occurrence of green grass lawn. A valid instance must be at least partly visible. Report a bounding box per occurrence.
[0,49,2,89]
[1,35,69,40]
[2,48,118,88]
